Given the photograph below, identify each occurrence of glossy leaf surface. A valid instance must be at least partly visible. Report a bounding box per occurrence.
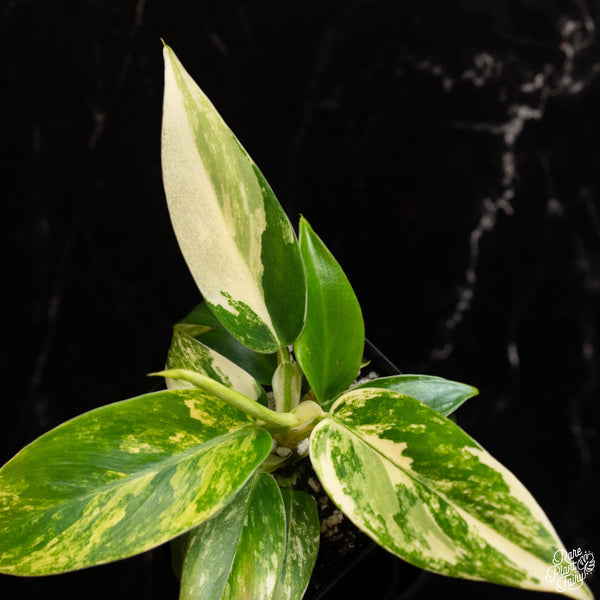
[167,322,267,405]
[180,302,277,384]
[310,388,592,599]
[0,389,271,575]
[162,46,306,353]
[179,472,285,600]
[295,217,364,406]
[272,489,320,600]
[355,374,478,416]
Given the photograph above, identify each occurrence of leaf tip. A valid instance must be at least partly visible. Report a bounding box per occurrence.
[148,369,171,379]
[161,40,176,62]
[298,214,312,232]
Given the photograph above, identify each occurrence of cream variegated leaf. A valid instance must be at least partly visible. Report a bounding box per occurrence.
[161,45,306,353]
[0,389,271,575]
[309,387,593,600]
[179,472,286,600]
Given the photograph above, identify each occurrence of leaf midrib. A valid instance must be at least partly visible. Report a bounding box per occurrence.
[329,415,516,543]
[14,423,260,513]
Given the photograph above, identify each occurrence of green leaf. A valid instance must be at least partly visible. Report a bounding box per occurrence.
[161,46,306,353]
[272,489,320,600]
[309,388,592,600]
[295,217,364,406]
[179,472,286,600]
[167,322,267,405]
[0,389,272,575]
[354,374,478,416]
[181,302,277,385]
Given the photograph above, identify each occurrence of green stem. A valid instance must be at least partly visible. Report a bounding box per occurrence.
[277,346,291,364]
[150,368,321,431]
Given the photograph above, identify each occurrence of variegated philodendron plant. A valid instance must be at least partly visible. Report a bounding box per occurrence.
[0,44,593,600]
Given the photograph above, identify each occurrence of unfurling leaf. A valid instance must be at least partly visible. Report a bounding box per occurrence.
[272,360,302,412]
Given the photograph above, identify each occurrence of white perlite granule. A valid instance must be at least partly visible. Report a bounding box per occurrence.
[320,510,344,535]
[307,477,321,493]
[296,437,310,456]
[349,370,380,389]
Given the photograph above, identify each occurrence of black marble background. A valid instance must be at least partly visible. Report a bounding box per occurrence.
[1,1,599,598]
